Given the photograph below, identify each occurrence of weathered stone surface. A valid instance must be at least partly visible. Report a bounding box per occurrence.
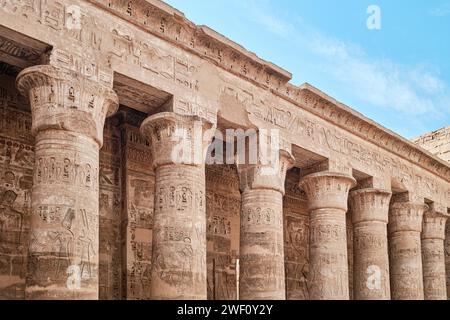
[237,148,294,300]
[99,117,122,300]
[121,120,154,300]
[140,112,214,300]
[422,207,449,300]
[0,0,449,301]
[16,65,118,299]
[388,201,426,300]
[206,165,240,300]
[283,169,309,300]
[349,188,391,300]
[413,126,450,162]
[299,172,356,300]
[0,73,33,299]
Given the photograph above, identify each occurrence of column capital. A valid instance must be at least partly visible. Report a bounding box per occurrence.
[16,65,118,147]
[140,112,215,168]
[299,171,356,211]
[389,201,428,234]
[349,188,392,224]
[237,149,294,194]
[422,209,449,240]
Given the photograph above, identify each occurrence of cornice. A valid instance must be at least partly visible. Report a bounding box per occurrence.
[89,0,450,183]
[89,0,292,87]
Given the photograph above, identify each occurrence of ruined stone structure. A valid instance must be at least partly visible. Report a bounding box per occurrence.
[0,0,449,300]
[413,127,450,300]
[414,127,450,163]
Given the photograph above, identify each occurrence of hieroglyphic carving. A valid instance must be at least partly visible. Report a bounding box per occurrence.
[1,0,107,54]
[445,221,450,299]
[99,118,122,300]
[16,64,118,299]
[283,170,310,300]
[121,122,153,300]
[248,94,450,194]
[107,29,199,91]
[421,209,449,300]
[90,0,290,89]
[0,0,448,205]
[238,150,294,300]
[0,74,34,300]
[224,82,450,206]
[299,172,356,300]
[389,201,426,300]
[0,0,449,302]
[349,189,392,300]
[0,34,41,66]
[206,165,240,300]
[140,112,213,300]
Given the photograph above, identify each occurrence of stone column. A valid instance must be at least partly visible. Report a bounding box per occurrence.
[422,207,449,300]
[349,188,391,300]
[238,150,294,300]
[140,112,214,300]
[299,172,356,300]
[446,222,450,300]
[16,65,118,299]
[388,201,427,300]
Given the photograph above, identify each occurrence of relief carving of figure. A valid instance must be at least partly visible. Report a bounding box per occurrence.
[0,190,23,251]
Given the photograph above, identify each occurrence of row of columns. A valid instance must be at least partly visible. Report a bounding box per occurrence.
[16,64,450,300]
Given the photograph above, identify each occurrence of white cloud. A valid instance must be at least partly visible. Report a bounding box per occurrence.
[243,2,450,124]
[430,3,450,16]
[307,34,448,117]
[242,0,295,38]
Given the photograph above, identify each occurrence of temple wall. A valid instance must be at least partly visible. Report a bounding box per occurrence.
[0,72,124,299]
[0,0,448,301]
[0,73,33,299]
[413,127,450,162]
[283,170,309,300]
[121,121,154,300]
[98,118,123,299]
[205,165,240,300]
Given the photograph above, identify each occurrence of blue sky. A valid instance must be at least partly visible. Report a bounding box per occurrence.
[165,0,450,139]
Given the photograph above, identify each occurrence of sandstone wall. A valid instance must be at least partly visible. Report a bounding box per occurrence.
[0,72,124,299]
[0,73,33,299]
[283,169,309,300]
[413,127,450,162]
[121,120,154,300]
[205,165,240,300]
[413,128,450,299]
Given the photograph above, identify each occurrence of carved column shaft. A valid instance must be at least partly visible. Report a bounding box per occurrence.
[16,65,118,299]
[350,189,391,300]
[388,202,426,300]
[141,112,214,300]
[238,150,293,300]
[422,210,448,300]
[240,189,285,299]
[299,172,356,300]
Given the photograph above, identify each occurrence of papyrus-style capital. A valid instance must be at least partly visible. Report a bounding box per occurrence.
[350,188,392,224]
[299,171,356,211]
[140,112,215,168]
[389,202,428,234]
[16,65,118,147]
[349,188,392,300]
[422,209,449,240]
[237,146,293,299]
[237,149,295,194]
